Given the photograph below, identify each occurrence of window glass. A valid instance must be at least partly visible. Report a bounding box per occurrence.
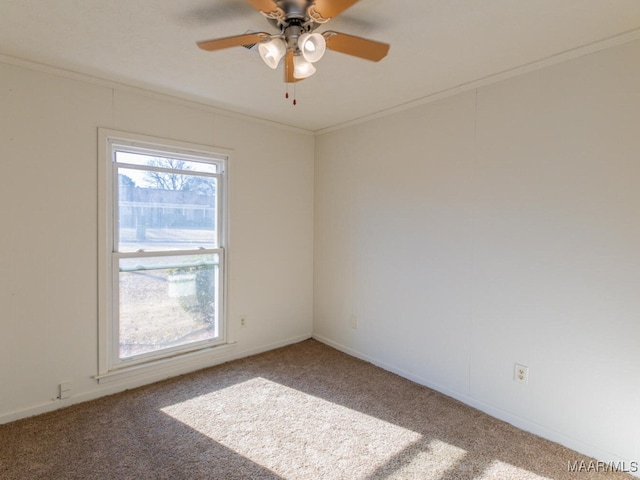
[115,151,218,173]
[118,254,219,359]
[117,166,217,252]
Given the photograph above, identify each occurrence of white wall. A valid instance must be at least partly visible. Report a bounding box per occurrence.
[0,60,314,422]
[314,38,640,466]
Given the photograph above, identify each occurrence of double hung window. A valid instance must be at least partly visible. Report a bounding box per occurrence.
[99,131,227,374]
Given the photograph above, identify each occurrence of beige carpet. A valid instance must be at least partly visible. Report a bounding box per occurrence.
[0,339,633,479]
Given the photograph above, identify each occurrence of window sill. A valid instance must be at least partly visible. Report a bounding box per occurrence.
[95,342,237,385]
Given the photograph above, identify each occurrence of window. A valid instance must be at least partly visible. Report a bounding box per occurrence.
[98,130,228,376]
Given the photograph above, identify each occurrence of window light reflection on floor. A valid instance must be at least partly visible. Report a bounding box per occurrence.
[161,377,426,479]
[160,376,557,480]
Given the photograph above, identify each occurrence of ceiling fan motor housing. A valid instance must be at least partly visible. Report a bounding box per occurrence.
[280,0,308,20]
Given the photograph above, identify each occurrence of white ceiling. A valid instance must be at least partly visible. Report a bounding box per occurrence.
[1,0,640,132]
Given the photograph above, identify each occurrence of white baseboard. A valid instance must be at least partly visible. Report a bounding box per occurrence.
[312,333,639,478]
[0,334,312,425]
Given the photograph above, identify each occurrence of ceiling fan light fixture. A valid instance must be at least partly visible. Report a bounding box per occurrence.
[293,55,316,79]
[258,38,287,69]
[298,32,326,63]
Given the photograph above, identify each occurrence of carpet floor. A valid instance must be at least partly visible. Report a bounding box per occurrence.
[0,339,633,479]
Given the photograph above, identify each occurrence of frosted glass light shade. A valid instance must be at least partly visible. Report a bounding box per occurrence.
[258,38,286,69]
[293,55,316,79]
[298,33,326,63]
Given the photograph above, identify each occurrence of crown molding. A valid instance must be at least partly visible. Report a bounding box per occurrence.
[0,53,314,136]
[314,27,640,136]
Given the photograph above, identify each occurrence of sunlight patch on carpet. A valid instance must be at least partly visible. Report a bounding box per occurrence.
[161,377,425,479]
[477,460,553,480]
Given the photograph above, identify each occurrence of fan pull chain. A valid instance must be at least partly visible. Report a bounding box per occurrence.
[285,61,289,99]
[284,84,297,105]
[283,54,296,105]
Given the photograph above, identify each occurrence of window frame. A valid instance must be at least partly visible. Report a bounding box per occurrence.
[98,129,230,380]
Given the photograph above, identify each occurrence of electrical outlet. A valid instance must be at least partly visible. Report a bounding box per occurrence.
[349,314,358,329]
[240,315,247,328]
[514,364,529,384]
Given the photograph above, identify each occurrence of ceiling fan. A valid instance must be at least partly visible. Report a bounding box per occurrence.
[196,0,390,85]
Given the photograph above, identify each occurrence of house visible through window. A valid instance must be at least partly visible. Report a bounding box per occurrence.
[100,132,227,372]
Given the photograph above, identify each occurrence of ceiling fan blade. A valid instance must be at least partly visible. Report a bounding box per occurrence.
[311,0,361,20]
[245,0,280,15]
[284,52,304,83]
[197,33,270,52]
[323,31,390,62]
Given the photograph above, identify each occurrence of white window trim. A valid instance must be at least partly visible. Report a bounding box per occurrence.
[97,128,232,382]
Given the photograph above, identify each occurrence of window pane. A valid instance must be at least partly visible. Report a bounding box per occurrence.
[115,151,218,173]
[118,254,219,359]
[118,167,217,252]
